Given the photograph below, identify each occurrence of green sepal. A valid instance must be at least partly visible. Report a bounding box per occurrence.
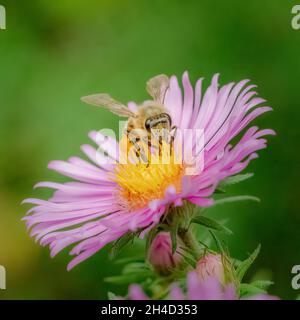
[219,173,254,188]
[177,252,197,268]
[170,219,179,254]
[104,272,151,285]
[114,256,144,265]
[122,262,148,274]
[209,230,227,254]
[236,244,261,281]
[213,195,260,206]
[239,283,266,298]
[109,232,135,259]
[250,280,274,291]
[191,215,232,235]
[104,262,152,285]
[214,187,226,194]
[107,292,118,300]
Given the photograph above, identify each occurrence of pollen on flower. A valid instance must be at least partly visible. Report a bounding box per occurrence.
[113,154,184,211]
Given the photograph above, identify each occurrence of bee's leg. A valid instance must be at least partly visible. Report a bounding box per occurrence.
[169,126,177,143]
[158,136,164,157]
[159,128,174,156]
[140,148,149,164]
[140,136,151,164]
[153,132,167,157]
[141,135,151,148]
[141,136,153,167]
[127,131,140,159]
[130,137,149,164]
[147,134,159,151]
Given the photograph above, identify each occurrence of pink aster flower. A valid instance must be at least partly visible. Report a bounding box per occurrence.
[127,272,279,300]
[23,72,275,270]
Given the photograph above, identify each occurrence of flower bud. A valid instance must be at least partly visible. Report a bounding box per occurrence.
[148,232,182,275]
[196,253,225,284]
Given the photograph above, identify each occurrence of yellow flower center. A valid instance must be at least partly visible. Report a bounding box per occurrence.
[113,149,184,211]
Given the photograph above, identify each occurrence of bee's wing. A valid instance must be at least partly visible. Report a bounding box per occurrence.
[146,74,170,104]
[81,93,137,117]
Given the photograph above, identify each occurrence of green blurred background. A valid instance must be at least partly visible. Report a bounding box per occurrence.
[0,0,299,299]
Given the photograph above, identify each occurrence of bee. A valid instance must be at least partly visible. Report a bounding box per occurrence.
[81,75,176,163]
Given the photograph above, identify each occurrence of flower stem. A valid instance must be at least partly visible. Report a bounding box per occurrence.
[178,228,202,260]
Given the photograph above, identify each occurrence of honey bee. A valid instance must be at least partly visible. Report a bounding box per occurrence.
[81,75,176,163]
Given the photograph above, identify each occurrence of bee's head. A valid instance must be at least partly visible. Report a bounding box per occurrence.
[145,113,171,132]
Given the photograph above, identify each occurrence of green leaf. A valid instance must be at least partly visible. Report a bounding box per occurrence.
[109,232,135,259]
[114,256,144,265]
[220,173,254,187]
[239,283,266,297]
[107,292,118,300]
[122,262,148,275]
[236,244,261,281]
[214,187,226,194]
[213,195,260,206]
[239,280,273,298]
[177,252,197,268]
[171,220,179,254]
[104,270,152,285]
[191,215,232,235]
[197,239,209,249]
[250,280,274,291]
[179,244,201,257]
[209,230,226,253]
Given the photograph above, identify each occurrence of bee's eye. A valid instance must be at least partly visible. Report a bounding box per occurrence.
[145,119,151,130]
[161,113,172,126]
